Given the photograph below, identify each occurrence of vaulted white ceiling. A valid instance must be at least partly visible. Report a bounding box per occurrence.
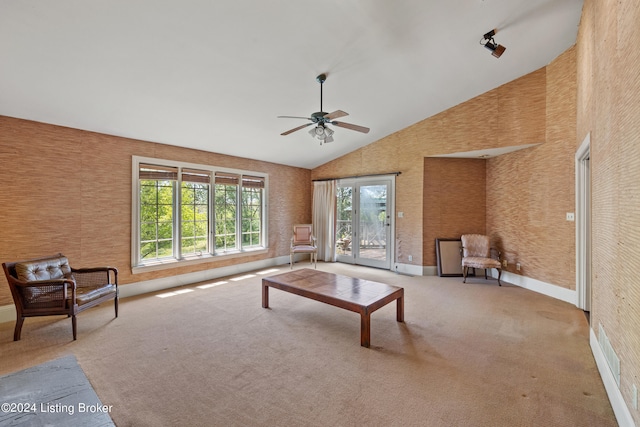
[0,0,582,169]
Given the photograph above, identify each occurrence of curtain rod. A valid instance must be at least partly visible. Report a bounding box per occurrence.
[312,171,401,182]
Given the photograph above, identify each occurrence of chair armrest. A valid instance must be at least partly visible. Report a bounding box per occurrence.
[71,266,118,274]
[13,278,75,288]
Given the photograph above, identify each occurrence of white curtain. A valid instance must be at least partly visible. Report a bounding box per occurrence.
[312,180,337,262]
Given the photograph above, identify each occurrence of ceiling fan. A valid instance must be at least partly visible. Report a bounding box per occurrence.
[278,73,370,144]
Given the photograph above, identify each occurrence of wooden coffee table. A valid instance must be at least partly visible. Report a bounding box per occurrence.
[262,268,404,347]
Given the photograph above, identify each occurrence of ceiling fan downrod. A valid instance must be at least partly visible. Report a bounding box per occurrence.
[316,73,327,114]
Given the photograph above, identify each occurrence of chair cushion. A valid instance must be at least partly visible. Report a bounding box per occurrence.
[15,257,71,281]
[75,284,117,305]
[462,257,501,269]
[291,245,316,253]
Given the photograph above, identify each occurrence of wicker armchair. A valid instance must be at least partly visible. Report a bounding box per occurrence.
[2,253,118,341]
[461,234,502,286]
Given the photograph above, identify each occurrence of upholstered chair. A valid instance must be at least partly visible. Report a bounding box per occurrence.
[460,234,502,286]
[2,253,118,341]
[290,224,317,269]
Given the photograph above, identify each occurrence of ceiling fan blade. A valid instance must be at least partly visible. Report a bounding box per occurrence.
[277,115,312,120]
[323,110,348,120]
[331,121,370,134]
[281,122,314,136]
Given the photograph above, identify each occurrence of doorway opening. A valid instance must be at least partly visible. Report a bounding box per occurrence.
[576,133,591,314]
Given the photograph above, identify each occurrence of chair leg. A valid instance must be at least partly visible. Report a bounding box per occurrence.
[72,314,77,340]
[462,266,467,283]
[290,253,293,269]
[484,269,488,280]
[497,269,502,286]
[13,316,24,341]
[115,296,119,318]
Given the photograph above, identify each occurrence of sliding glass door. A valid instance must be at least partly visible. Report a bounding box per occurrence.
[336,177,394,269]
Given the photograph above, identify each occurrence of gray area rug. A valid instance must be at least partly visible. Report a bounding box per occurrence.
[0,355,114,427]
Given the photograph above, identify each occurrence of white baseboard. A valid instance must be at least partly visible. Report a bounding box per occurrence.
[118,255,291,299]
[421,266,576,305]
[494,270,576,305]
[590,328,636,427]
[393,263,425,276]
[0,255,292,325]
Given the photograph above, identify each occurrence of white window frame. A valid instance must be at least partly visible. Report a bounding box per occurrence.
[131,156,268,273]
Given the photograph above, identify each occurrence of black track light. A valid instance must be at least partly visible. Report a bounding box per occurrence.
[481,29,506,58]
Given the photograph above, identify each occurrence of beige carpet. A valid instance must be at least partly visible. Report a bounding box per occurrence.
[0,263,617,426]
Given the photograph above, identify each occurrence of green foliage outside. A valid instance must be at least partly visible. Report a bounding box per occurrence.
[181,182,209,254]
[140,177,263,261]
[214,184,237,251]
[140,180,174,260]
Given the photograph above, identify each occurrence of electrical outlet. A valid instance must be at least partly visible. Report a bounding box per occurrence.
[566,212,575,221]
[516,262,521,271]
[408,255,413,262]
[502,259,507,268]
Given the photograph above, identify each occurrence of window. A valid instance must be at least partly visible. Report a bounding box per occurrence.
[181,169,210,255]
[133,157,267,270]
[214,172,238,252]
[241,176,265,248]
[139,164,177,261]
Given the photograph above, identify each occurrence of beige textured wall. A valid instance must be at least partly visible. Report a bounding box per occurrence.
[313,65,572,284]
[0,116,311,306]
[487,47,577,286]
[313,68,547,268]
[579,0,640,422]
[423,158,486,266]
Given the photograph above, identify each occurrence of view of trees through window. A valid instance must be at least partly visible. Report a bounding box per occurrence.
[214,183,237,251]
[181,182,209,255]
[336,187,353,255]
[136,161,265,265]
[140,179,174,260]
[241,186,262,247]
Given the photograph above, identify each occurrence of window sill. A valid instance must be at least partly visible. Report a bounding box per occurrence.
[131,248,268,274]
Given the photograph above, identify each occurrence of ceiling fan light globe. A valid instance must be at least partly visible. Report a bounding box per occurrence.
[325,126,334,137]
